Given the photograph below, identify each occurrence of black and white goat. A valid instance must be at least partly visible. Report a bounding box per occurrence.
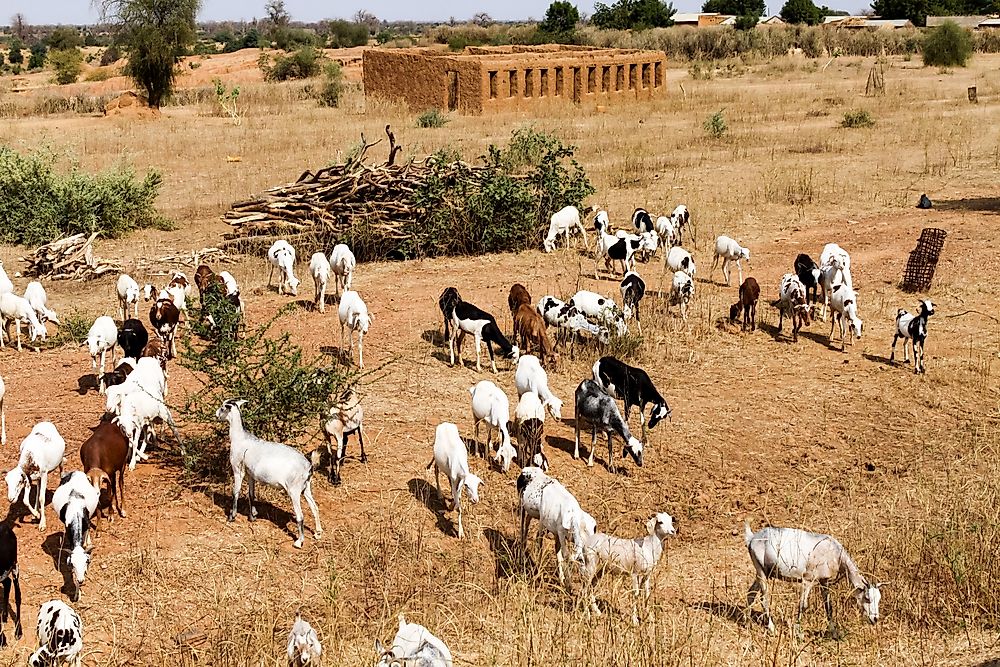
[29,600,83,667]
[52,471,99,602]
[438,287,462,344]
[449,300,519,374]
[794,253,821,304]
[595,231,641,278]
[592,356,671,438]
[620,272,646,335]
[0,524,22,647]
[574,380,644,471]
[632,208,654,234]
[890,299,934,374]
[116,319,149,360]
[537,296,608,355]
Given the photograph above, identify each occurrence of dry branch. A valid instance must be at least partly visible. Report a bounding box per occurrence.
[24,233,123,281]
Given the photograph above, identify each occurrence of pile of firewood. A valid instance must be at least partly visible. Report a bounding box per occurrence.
[24,233,123,281]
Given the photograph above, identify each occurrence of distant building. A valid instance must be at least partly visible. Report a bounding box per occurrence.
[757,15,786,26]
[671,12,735,26]
[822,16,914,28]
[926,15,1000,28]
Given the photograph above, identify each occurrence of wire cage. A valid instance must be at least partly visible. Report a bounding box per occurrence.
[901,228,947,293]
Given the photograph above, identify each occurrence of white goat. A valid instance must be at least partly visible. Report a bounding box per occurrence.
[581,512,677,624]
[745,521,883,637]
[819,243,853,320]
[116,274,141,321]
[712,235,750,286]
[544,205,589,252]
[670,271,694,322]
[469,380,515,472]
[665,246,696,277]
[217,399,322,548]
[670,204,690,245]
[537,296,610,353]
[309,252,331,313]
[29,600,83,667]
[0,262,12,295]
[427,422,484,539]
[52,471,99,602]
[85,316,118,393]
[24,281,58,326]
[287,613,322,667]
[514,354,563,419]
[655,215,676,247]
[517,466,597,589]
[828,284,862,351]
[568,290,628,337]
[0,293,46,351]
[116,389,182,471]
[328,244,356,298]
[0,374,6,446]
[267,240,300,296]
[338,290,371,369]
[5,422,66,532]
[375,614,453,667]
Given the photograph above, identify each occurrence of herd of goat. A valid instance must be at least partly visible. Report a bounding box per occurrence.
[0,199,936,664]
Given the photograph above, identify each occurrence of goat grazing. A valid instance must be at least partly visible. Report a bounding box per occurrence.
[116,318,149,359]
[595,230,641,278]
[665,246,696,277]
[632,207,654,234]
[819,243,853,320]
[729,277,760,332]
[29,600,83,667]
[0,525,21,647]
[537,296,609,355]
[828,284,863,351]
[165,272,190,327]
[469,380,516,472]
[544,205,589,253]
[52,471,99,602]
[438,287,462,344]
[592,356,671,437]
[375,614,453,667]
[620,271,646,334]
[514,391,549,471]
[287,613,322,667]
[217,399,322,548]
[513,303,557,367]
[328,243,356,299]
[317,389,366,485]
[80,415,129,524]
[149,291,180,359]
[338,290,371,369]
[85,316,119,393]
[0,293,46,351]
[517,467,597,588]
[582,512,677,624]
[508,283,532,318]
[670,205,690,245]
[427,422,484,539]
[712,235,750,287]
[514,354,563,419]
[776,274,812,343]
[24,281,58,326]
[309,252,331,313]
[745,521,883,637]
[568,290,627,337]
[794,254,821,304]
[574,380,644,470]
[6,422,65,532]
[655,215,676,247]
[450,300,519,373]
[669,271,695,322]
[267,240,300,296]
[891,299,934,374]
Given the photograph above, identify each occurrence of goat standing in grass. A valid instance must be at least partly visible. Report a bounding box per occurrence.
[217,399,322,548]
[891,299,934,374]
[744,521,882,638]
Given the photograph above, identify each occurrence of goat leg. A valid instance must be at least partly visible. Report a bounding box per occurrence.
[247,478,258,520]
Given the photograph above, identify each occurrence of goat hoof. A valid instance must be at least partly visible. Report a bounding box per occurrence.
[293,539,304,549]
[227,514,236,523]
[360,455,369,464]
[313,529,323,539]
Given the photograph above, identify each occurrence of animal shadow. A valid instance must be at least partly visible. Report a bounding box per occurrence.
[407,478,453,537]
[974,660,1000,667]
[862,353,895,366]
[41,532,75,599]
[484,527,531,581]
[421,329,446,347]
[209,490,295,538]
[545,434,577,458]
[692,600,754,628]
[77,374,99,395]
[294,299,315,311]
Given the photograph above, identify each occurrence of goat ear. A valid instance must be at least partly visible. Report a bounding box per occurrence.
[875,581,889,588]
[374,639,385,654]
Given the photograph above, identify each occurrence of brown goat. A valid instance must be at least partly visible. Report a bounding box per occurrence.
[149,297,180,359]
[517,417,549,470]
[513,303,558,367]
[508,283,531,317]
[102,359,135,391]
[80,415,129,527]
[195,264,226,308]
[729,277,760,332]
[141,336,167,372]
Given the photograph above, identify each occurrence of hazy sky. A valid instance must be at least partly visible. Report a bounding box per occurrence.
[7,0,866,26]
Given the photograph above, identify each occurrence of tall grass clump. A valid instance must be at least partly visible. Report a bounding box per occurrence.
[922,21,974,67]
[177,303,358,480]
[260,45,322,81]
[416,108,449,128]
[0,146,166,246]
[704,110,727,138]
[316,61,344,107]
[841,109,875,128]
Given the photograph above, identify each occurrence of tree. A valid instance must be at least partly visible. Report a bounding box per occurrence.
[540,1,581,34]
[472,12,494,26]
[870,0,927,25]
[781,0,823,23]
[702,0,766,16]
[922,20,974,66]
[28,42,46,69]
[265,0,290,27]
[10,13,27,41]
[591,0,676,29]
[353,10,380,33]
[49,48,83,84]
[819,5,851,14]
[7,38,24,66]
[98,0,201,108]
[46,27,84,50]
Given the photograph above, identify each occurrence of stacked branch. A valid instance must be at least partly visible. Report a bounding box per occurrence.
[24,233,123,281]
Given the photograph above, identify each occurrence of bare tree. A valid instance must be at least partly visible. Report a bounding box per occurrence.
[10,13,27,40]
[472,12,493,27]
[265,0,289,27]
[352,9,380,32]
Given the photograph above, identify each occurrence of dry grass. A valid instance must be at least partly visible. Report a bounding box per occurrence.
[0,52,999,666]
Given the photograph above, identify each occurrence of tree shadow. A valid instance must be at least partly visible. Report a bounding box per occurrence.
[318,346,353,365]
[208,490,297,538]
[407,478,454,538]
[933,197,1000,214]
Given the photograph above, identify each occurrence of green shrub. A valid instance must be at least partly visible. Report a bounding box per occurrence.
[316,62,344,107]
[592,0,676,30]
[704,110,727,138]
[28,43,46,70]
[84,68,115,82]
[7,39,24,65]
[0,146,167,246]
[416,108,449,128]
[49,48,83,85]
[922,21,974,67]
[51,309,95,347]
[177,304,358,480]
[261,45,322,81]
[323,20,370,48]
[841,109,875,128]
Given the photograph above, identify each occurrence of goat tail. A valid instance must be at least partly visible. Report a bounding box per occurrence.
[743,520,754,546]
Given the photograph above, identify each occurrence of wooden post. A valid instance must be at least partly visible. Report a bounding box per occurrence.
[968,86,978,103]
